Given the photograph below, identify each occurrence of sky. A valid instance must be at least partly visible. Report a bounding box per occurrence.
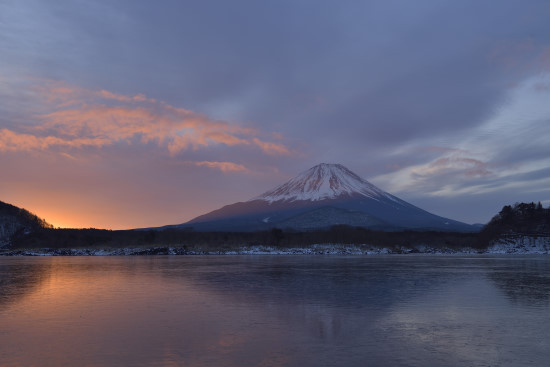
[1,0,550,229]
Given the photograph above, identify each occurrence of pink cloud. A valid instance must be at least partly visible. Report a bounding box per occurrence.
[190,161,249,173]
[0,79,291,157]
[429,156,493,178]
[252,138,291,155]
[0,128,111,152]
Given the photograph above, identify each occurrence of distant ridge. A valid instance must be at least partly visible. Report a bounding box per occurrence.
[178,163,475,232]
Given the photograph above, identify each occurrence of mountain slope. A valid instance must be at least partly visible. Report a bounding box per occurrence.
[182,163,475,232]
[0,201,52,247]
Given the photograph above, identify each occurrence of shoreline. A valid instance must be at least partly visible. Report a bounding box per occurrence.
[2,238,549,256]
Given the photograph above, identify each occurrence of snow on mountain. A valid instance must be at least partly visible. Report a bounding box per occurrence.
[256,163,392,203]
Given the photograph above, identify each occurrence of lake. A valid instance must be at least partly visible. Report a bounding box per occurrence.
[1,255,549,366]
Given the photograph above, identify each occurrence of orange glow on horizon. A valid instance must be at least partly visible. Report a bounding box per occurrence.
[15,205,111,230]
[38,213,88,230]
[6,196,193,231]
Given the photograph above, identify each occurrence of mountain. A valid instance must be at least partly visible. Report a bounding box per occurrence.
[178,163,475,232]
[0,201,52,247]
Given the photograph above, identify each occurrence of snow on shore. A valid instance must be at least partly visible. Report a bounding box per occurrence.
[0,244,478,256]
[488,235,550,254]
[2,235,549,256]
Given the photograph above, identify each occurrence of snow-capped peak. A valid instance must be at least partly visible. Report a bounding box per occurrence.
[255,163,390,203]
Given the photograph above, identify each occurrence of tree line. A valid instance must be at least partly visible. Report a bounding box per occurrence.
[479,201,550,243]
[7,201,550,251]
[11,225,480,251]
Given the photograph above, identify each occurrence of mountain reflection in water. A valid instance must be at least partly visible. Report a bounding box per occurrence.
[0,256,549,367]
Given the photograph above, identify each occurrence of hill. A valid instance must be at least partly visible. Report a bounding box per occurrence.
[0,201,52,247]
[479,202,550,241]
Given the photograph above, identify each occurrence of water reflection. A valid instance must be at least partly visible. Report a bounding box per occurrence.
[160,256,457,344]
[1,256,549,367]
[0,260,50,307]
[484,257,550,306]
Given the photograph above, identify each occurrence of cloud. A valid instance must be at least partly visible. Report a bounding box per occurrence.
[0,79,291,157]
[374,150,494,196]
[97,90,153,103]
[372,72,550,199]
[189,161,249,173]
[490,40,550,73]
[0,128,111,152]
[429,157,492,178]
[251,138,291,155]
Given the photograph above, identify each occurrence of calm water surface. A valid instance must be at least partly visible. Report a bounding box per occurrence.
[1,255,549,366]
